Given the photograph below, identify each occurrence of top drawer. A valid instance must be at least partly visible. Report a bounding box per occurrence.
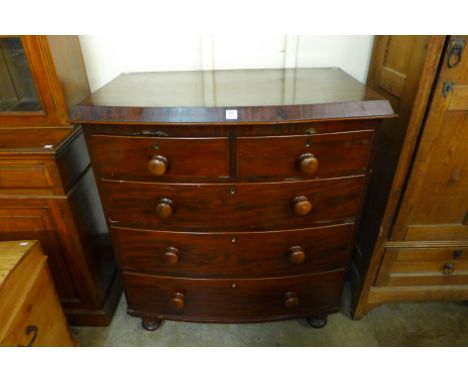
[88,135,229,179]
[237,130,373,178]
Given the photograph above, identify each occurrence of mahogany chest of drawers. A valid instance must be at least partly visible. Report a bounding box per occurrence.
[71,68,394,330]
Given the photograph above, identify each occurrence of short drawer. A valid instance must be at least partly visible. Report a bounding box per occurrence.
[112,222,354,277]
[88,135,229,178]
[123,270,345,322]
[376,247,468,287]
[237,130,373,178]
[103,176,364,230]
[0,160,54,194]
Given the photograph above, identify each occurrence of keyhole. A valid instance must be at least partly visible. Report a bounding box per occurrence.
[453,250,463,259]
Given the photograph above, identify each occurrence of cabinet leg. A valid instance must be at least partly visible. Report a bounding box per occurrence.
[141,318,162,331]
[307,316,327,329]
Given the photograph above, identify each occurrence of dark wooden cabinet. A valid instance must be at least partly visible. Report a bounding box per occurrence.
[72,68,394,329]
[0,36,121,325]
[352,36,468,317]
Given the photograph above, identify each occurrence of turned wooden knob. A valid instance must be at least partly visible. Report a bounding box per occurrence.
[441,262,455,276]
[147,155,168,176]
[156,198,174,218]
[288,246,306,264]
[298,153,319,174]
[293,195,312,216]
[284,292,300,309]
[162,247,179,265]
[170,292,185,309]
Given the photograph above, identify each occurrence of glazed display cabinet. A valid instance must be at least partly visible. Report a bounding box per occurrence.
[0,35,121,326]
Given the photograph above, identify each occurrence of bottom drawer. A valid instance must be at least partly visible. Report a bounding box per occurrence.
[376,247,468,287]
[123,270,345,322]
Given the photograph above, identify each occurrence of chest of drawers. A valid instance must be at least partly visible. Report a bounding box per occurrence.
[0,241,77,346]
[72,68,394,330]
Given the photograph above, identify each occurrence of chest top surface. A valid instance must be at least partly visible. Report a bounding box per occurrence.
[71,68,395,124]
[0,241,35,287]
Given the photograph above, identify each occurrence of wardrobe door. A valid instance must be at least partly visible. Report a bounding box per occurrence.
[392,35,468,242]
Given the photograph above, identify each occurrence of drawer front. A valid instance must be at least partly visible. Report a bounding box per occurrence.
[394,247,467,263]
[123,270,345,322]
[1,263,75,346]
[112,223,354,277]
[104,176,364,230]
[89,135,229,178]
[237,130,373,178]
[377,247,468,287]
[0,161,54,194]
[404,225,468,242]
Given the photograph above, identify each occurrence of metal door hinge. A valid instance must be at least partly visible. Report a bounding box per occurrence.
[447,36,466,68]
[442,81,454,97]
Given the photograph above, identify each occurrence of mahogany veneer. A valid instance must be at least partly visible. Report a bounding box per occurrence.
[111,223,354,277]
[72,68,395,329]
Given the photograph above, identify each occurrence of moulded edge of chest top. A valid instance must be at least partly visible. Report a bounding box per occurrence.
[78,119,385,138]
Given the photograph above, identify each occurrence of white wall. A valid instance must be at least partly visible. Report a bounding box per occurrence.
[79,35,374,92]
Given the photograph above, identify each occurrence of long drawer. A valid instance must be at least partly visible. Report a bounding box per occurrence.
[111,223,354,277]
[89,135,229,178]
[103,176,364,230]
[123,270,345,322]
[237,130,373,178]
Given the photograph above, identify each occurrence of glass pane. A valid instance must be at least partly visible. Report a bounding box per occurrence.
[0,37,41,112]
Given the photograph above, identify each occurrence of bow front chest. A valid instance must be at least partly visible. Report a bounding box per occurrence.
[72,68,394,330]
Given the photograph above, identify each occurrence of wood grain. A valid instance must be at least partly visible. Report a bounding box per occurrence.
[352,36,447,318]
[90,135,229,178]
[448,85,468,110]
[0,128,121,325]
[0,241,77,346]
[367,285,468,307]
[104,176,364,231]
[124,270,345,322]
[237,130,373,178]
[78,67,394,326]
[111,223,354,277]
[71,68,395,124]
[0,36,119,326]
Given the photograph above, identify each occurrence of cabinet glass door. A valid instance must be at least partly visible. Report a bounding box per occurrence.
[0,37,42,112]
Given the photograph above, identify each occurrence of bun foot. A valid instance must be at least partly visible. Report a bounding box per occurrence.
[307,316,327,328]
[141,318,162,331]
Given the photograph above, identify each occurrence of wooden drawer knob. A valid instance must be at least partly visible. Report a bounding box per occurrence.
[170,292,185,309]
[148,155,168,176]
[293,195,312,216]
[441,262,455,276]
[162,247,179,265]
[298,153,319,174]
[284,292,300,309]
[156,198,174,218]
[288,246,306,264]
